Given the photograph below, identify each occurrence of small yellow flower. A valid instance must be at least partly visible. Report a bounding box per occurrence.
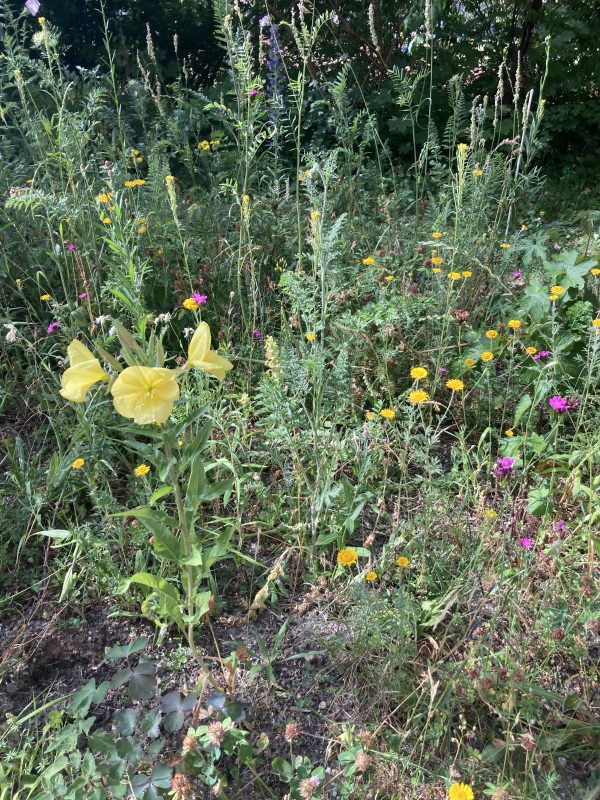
[135,156,144,164]
[362,256,375,266]
[396,556,409,568]
[130,149,140,157]
[134,464,151,477]
[508,319,521,330]
[432,231,443,239]
[484,509,498,520]
[472,168,484,177]
[410,367,428,380]
[384,275,394,282]
[505,429,514,437]
[38,16,46,25]
[177,439,184,446]
[447,272,462,281]
[485,330,498,339]
[549,294,559,302]
[526,346,537,355]
[431,256,444,265]
[592,318,600,328]
[337,547,358,567]
[480,351,494,363]
[591,268,600,276]
[365,571,378,582]
[305,331,317,342]
[15,278,22,287]
[521,224,529,231]
[409,389,429,405]
[380,408,396,420]
[124,178,145,187]
[549,285,564,296]
[457,143,468,153]
[97,192,112,203]
[462,270,472,278]
[71,458,85,469]
[101,216,111,225]
[500,242,511,249]
[539,210,545,217]
[465,358,475,367]
[197,140,210,151]
[138,225,148,234]
[365,411,376,421]
[182,298,199,311]
[40,293,51,301]
[210,139,220,146]
[310,210,320,220]
[448,783,474,800]
[432,267,442,274]
[165,175,176,187]
[446,378,464,392]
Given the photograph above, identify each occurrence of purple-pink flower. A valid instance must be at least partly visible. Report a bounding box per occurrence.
[495,456,515,478]
[549,395,568,413]
[512,270,522,279]
[555,519,567,533]
[47,321,60,334]
[67,243,76,251]
[520,537,533,549]
[191,292,207,305]
[253,329,262,339]
[78,292,88,299]
[532,350,550,360]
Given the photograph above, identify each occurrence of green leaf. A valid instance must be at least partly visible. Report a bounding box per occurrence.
[514,394,532,426]
[128,661,157,700]
[203,476,235,502]
[115,708,138,736]
[526,485,552,516]
[149,485,175,505]
[119,573,184,632]
[106,636,149,661]
[520,278,550,322]
[545,249,596,290]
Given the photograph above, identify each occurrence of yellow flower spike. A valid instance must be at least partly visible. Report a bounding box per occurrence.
[186,322,233,381]
[60,340,109,403]
[111,366,180,425]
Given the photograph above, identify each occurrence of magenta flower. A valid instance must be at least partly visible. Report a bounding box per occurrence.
[47,321,60,334]
[555,519,567,533]
[512,270,522,279]
[549,395,569,413]
[253,329,262,339]
[532,350,551,361]
[520,537,533,549]
[67,243,76,251]
[192,292,207,305]
[438,367,448,374]
[495,456,515,477]
[249,88,259,97]
[78,292,88,299]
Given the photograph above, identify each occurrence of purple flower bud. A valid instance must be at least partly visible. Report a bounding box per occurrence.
[520,537,532,549]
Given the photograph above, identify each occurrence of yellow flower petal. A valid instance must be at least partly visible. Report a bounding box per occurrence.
[111,366,179,425]
[60,340,109,402]
[186,322,233,380]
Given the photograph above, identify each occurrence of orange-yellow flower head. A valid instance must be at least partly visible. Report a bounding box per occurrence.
[508,319,522,330]
[362,256,375,266]
[337,547,358,567]
[446,378,464,392]
[111,366,180,425]
[448,784,474,800]
[186,322,233,381]
[60,340,109,403]
[480,351,494,363]
[380,408,396,420]
[409,390,429,405]
[410,367,428,380]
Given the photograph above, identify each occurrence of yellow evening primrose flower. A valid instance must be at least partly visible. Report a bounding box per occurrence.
[305,331,317,342]
[365,570,378,582]
[500,242,510,249]
[465,358,475,367]
[505,429,514,437]
[485,330,498,339]
[337,547,358,567]
[111,366,180,425]
[526,346,537,355]
[134,464,151,477]
[448,272,462,281]
[446,378,464,392]
[448,783,474,800]
[431,256,444,265]
[432,231,443,239]
[508,319,522,330]
[396,556,409,568]
[186,321,233,381]
[409,389,429,404]
[480,351,494,362]
[60,340,109,402]
[71,458,85,469]
[550,285,565,296]
[410,367,428,380]
[380,408,396,420]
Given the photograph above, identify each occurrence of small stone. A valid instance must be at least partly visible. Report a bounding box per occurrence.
[318,701,326,710]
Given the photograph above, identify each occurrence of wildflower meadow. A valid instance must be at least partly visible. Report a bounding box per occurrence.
[0,1,599,799]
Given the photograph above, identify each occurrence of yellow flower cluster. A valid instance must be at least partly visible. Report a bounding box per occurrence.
[124,178,145,188]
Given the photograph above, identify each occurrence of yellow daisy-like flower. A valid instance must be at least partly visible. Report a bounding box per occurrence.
[124,178,145,188]
[446,378,464,392]
[431,256,444,265]
[101,216,111,225]
[485,330,498,339]
[410,367,428,380]
[380,408,396,420]
[462,271,472,278]
[310,210,320,220]
[508,319,521,330]
[396,556,409,568]
[111,366,180,425]
[591,268,600,276]
[182,298,199,311]
[40,293,51,301]
[448,783,474,800]
[362,256,375,266]
[135,156,144,163]
[550,285,565,296]
[521,224,529,231]
[409,389,429,405]
[526,346,537,355]
[432,231,443,239]
[432,268,442,274]
[186,322,233,381]
[305,331,317,342]
[484,509,497,520]
[472,168,483,177]
[384,275,394,282]
[505,429,514,437]
[592,319,600,328]
[38,16,46,25]
[60,341,109,403]
[337,547,358,567]
[198,140,210,151]
[365,411,376,421]
[499,242,510,249]
[480,351,494,363]
[134,464,151,477]
[448,272,462,281]
[138,225,148,234]
[549,293,559,301]
[465,358,475,367]
[71,458,85,469]
[97,192,112,203]
[365,571,378,582]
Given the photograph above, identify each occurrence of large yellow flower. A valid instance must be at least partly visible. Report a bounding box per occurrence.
[60,341,109,402]
[111,366,179,425]
[186,322,233,381]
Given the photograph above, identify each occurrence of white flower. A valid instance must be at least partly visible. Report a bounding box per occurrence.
[4,324,18,343]
[183,327,195,340]
[95,315,111,325]
[108,326,117,337]
[154,313,172,325]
